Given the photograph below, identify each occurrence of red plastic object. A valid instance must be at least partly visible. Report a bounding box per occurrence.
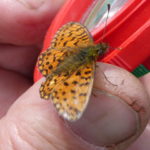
[34,0,150,82]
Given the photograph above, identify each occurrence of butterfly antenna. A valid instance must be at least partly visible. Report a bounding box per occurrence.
[101,4,111,42]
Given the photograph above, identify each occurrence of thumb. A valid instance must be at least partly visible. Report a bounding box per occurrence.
[0,0,65,45]
[0,63,149,150]
[0,78,90,150]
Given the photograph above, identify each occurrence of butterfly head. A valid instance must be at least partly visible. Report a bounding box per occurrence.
[97,42,109,55]
[88,42,108,61]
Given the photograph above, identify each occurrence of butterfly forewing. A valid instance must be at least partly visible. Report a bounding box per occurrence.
[38,47,71,77]
[38,22,94,77]
[51,22,94,48]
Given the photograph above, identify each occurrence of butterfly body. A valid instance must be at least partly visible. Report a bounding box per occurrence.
[49,43,107,78]
[38,22,108,121]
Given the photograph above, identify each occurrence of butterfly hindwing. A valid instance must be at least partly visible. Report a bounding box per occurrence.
[50,64,95,121]
[39,72,68,99]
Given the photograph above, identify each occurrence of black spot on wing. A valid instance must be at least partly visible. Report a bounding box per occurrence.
[84,71,91,75]
[79,93,87,97]
[71,90,76,94]
[76,71,81,76]
[63,41,68,47]
[72,81,78,85]
[64,82,69,86]
[49,65,53,69]
[62,91,66,95]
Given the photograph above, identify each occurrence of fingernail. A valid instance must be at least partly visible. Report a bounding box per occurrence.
[68,91,139,147]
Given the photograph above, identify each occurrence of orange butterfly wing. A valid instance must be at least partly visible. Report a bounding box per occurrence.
[38,22,94,77]
[50,64,94,121]
[38,22,96,121]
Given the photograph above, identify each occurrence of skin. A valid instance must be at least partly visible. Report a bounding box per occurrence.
[0,0,150,150]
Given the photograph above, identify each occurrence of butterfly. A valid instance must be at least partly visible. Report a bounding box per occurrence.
[38,22,108,121]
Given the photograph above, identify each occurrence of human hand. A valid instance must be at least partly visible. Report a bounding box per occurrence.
[0,1,150,150]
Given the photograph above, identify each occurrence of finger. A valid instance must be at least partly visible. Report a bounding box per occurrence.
[69,63,150,150]
[126,73,150,150]
[0,68,32,118]
[127,123,150,150]
[0,63,149,150]
[140,73,150,97]
[0,78,91,150]
[0,44,40,76]
[0,0,65,45]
